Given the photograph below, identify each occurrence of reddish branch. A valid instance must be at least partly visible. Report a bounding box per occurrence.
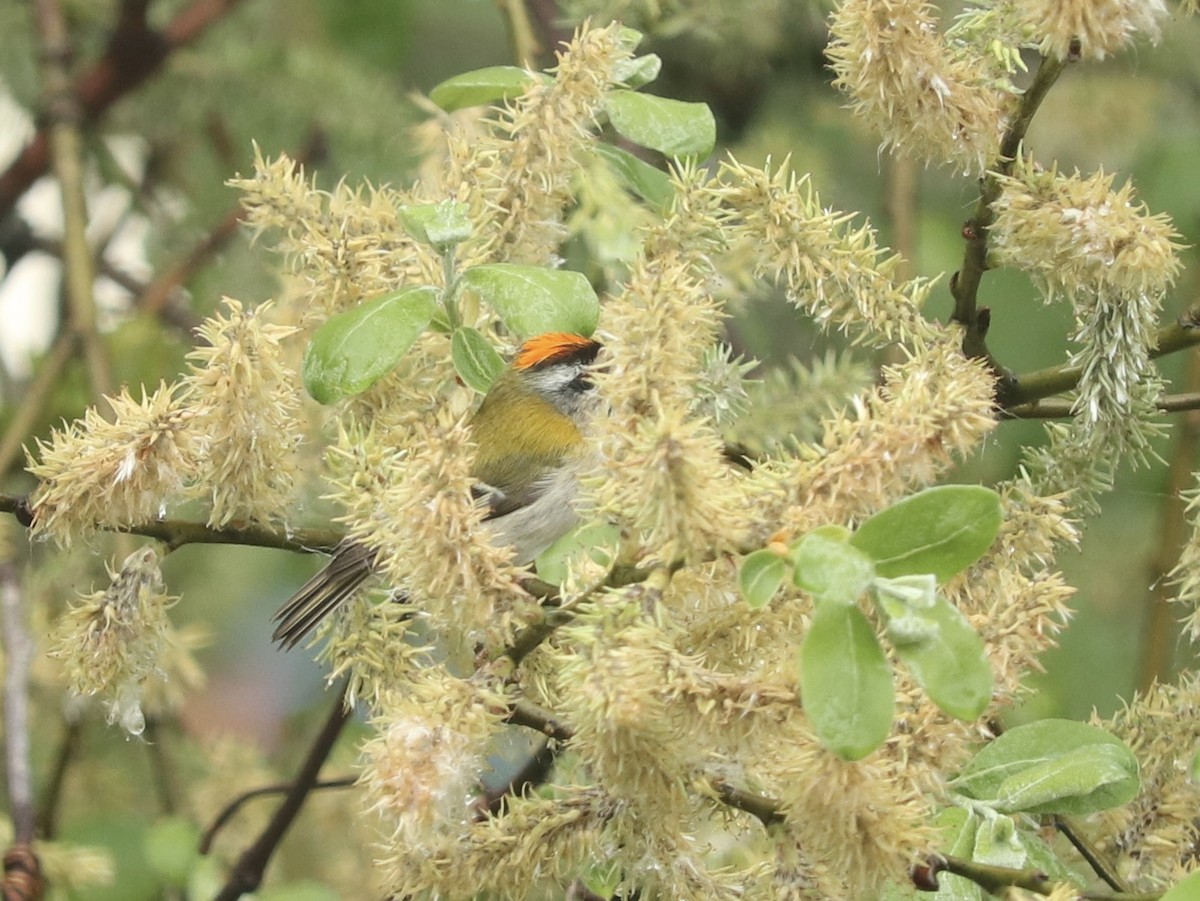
[0,0,249,221]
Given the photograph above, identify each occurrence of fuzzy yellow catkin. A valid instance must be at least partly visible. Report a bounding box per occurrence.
[27,383,196,547]
[187,297,303,528]
[1091,674,1200,889]
[1022,0,1168,61]
[826,0,1008,173]
[49,546,173,736]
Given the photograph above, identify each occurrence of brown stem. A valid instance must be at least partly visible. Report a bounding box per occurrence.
[200,777,356,855]
[480,739,558,816]
[1055,815,1129,893]
[1005,391,1200,420]
[34,720,82,839]
[1004,304,1200,408]
[950,54,1068,372]
[34,0,114,406]
[0,493,341,554]
[213,684,351,900]
[0,333,76,478]
[0,0,249,221]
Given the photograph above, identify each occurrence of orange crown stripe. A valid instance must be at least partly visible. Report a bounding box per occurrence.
[514,333,599,370]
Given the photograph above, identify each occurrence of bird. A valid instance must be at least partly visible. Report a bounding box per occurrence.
[272,332,602,649]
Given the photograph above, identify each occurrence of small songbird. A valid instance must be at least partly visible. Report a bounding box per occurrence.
[272,332,602,649]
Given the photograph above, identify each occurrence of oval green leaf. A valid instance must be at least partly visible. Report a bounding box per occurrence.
[888,593,993,721]
[849,485,1003,582]
[739,549,789,609]
[972,812,1026,869]
[604,91,716,158]
[460,264,599,338]
[302,286,438,404]
[451,326,504,393]
[589,143,673,208]
[398,201,472,248]
[429,66,548,112]
[612,53,662,89]
[800,603,894,760]
[993,743,1139,816]
[931,808,984,901]
[790,527,875,607]
[953,719,1140,816]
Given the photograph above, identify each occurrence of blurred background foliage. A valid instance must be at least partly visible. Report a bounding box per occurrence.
[2,0,1200,897]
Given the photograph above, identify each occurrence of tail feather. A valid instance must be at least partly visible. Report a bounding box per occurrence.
[272,543,377,649]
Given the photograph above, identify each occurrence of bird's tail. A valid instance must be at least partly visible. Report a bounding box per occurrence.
[272,543,377,649]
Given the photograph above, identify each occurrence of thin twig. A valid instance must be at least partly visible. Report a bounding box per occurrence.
[34,719,83,839]
[1004,302,1200,407]
[142,718,180,816]
[0,493,341,554]
[703,776,785,829]
[929,854,1157,899]
[504,699,575,742]
[212,683,351,901]
[33,0,114,406]
[950,54,1068,370]
[0,560,35,845]
[0,333,76,478]
[0,0,249,221]
[1005,391,1200,419]
[1055,815,1129,893]
[480,739,558,816]
[199,777,356,855]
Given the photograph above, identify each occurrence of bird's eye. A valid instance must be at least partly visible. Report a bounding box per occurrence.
[568,373,593,392]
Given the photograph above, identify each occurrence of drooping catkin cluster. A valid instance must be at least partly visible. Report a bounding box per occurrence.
[991,158,1182,462]
[826,0,1011,173]
[452,23,637,267]
[27,384,196,547]
[718,159,937,347]
[186,298,303,527]
[230,150,437,321]
[1090,674,1200,888]
[1171,482,1200,642]
[590,164,748,565]
[758,335,998,542]
[49,547,173,735]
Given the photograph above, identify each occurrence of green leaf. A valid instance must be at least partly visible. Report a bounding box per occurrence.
[849,485,1003,582]
[1162,870,1200,901]
[790,526,875,607]
[429,65,547,111]
[460,264,599,338]
[993,743,1139,816]
[451,327,504,393]
[739,549,789,609]
[972,811,1026,869]
[302,286,438,404]
[590,143,674,208]
[874,575,940,645]
[954,719,1140,816]
[144,816,200,887]
[612,53,662,89]
[398,201,472,248]
[879,587,993,720]
[604,91,716,158]
[931,808,983,901]
[535,522,621,585]
[800,603,894,760]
